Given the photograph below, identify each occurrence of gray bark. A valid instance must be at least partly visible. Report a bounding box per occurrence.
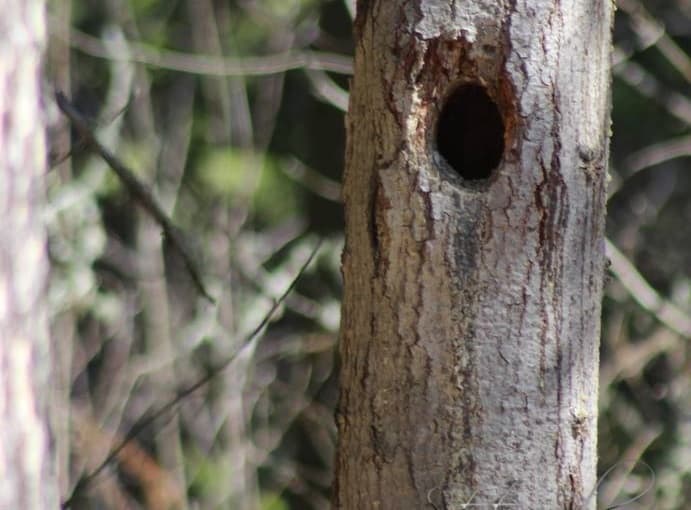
[0,1,56,508]
[335,1,613,508]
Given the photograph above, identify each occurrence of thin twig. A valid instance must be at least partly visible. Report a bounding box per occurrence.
[624,134,691,173]
[60,239,321,509]
[54,90,215,303]
[607,134,691,199]
[618,0,691,85]
[598,429,660,508]
[305,69,350,112]
[279,157,343,202]
[606,238,691,338]
[600,327,677,387]
[48,138,87,170]
[613,53,691,126]
[49,95,132,170]
[51,20,354,77]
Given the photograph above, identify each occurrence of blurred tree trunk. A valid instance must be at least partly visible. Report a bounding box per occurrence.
[335,1,613,508]
[0,1,56,508]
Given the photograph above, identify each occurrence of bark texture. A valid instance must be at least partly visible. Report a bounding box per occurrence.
[0,1,56,508]
[336,1,613,508]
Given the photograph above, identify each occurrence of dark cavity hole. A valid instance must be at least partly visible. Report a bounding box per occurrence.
[436,84,505,181]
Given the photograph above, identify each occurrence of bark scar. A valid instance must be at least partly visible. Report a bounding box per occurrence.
[372,172,392,276]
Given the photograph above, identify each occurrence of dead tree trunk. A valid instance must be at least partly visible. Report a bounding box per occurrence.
[0,1,56,508]
[335,1,613,508]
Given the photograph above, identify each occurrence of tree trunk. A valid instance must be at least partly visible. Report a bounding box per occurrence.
[0,1,56,508]
[335,1,613,508]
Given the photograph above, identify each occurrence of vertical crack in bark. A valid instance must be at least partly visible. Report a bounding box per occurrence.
[370,172,384,274]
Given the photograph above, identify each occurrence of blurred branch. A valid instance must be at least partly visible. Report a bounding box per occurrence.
[608,134,691,199]
[343,0,356,20]
[279,157,342,202]
[606,238,691,337]
[618,0,691,84]
[70,406,185,510]
[49,92,133,170]
[612,1,691,127]
[624,134,691,173]
[600,327,678,387]
[306,69,350,112]
[54,91,215,303]
[613,50,691,126]
[60,240,322,510]
[186,0,234,144]
[46,0,72,179]
[598,426,660,509]
[51,20,353,76]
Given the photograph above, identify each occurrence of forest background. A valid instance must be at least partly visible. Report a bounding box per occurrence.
[45,0,691,508]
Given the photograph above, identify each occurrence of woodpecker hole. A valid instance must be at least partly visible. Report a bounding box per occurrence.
[436,84,505,181]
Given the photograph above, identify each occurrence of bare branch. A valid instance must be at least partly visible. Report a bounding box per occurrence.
[618,0,691,85]
[305,69,350,112]
[600,327,677,387]
[606,238,691,338]
[279,157,343,202]
[50,20,354,77]
[54,91,215,303]
[60,239,322,509]
[613,52,691,126]
[624,134,691,173]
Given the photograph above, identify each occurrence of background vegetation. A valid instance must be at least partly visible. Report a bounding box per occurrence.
[45,0,690,508]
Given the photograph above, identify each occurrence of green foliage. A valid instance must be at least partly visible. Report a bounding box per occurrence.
[264,0,320,21]
[185,447,232,500]
[260,493,290,510]
[197,148,302,225]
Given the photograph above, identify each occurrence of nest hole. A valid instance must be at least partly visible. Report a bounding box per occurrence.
[436,84,505,181]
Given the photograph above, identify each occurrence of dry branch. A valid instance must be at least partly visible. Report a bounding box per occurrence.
[51,20,353,77]
[606,239,691,338]
[54,90,215,303]
[60,239,321,509]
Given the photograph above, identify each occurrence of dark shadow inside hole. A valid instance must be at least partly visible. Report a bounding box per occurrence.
[436,84,505,181]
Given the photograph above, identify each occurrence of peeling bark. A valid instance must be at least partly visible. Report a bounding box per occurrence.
[335,1,613,508]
